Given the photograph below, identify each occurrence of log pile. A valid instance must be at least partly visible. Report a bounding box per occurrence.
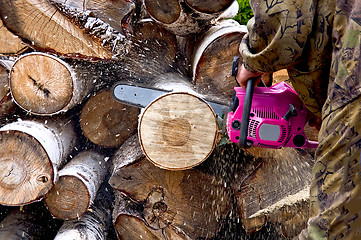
[0,0,319,239]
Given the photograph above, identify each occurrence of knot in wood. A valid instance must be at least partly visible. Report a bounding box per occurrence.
[152,201,167,217]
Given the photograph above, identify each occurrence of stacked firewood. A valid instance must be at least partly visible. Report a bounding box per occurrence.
[0,0,318,239]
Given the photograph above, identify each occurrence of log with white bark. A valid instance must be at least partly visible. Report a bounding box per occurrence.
[0,60,16,119]
[53,183,114,240]
[45,150,108,220]
[9,52,98,115]
[192,19,247,101]
[0,19,27,55]
[143,0,238,36]
[0,0,113,59]
[233,147,314,238]
[0,118,76,206]
[110,158,232,240]
[138,91,218,170]
[80,90,139,148]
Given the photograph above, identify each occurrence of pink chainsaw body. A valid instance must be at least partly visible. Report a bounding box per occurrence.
[227,82,318,149]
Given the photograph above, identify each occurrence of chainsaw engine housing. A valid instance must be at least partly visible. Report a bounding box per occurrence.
[227,82,318,149]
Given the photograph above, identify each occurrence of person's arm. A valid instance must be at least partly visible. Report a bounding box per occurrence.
[237,0,315,87]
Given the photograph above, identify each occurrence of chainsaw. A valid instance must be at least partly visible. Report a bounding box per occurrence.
[112,57,318,149]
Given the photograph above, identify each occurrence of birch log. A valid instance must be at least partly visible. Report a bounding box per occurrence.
[9,52,97,115]
[138,92,218,170]
[0,60,16,119]
[80,90,139,148]
[53,183,114,240]
[0,0,113,59]
[0,118,76,205]
[45,150,107,220]
[110,158,231,240]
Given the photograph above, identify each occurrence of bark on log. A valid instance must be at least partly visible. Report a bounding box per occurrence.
[138,92,218,170]
[80,90,140,148]
[143,0,236,36]
[45,150,108,220]
[0,60,16,120]
[110,158,231,240]
[233,147,314,237]
[192,19,247,101]
[0,118,76,205]
[0,19,27,55]
[0,0,113,59]
[9,52,97,115]
[53,183,114,240]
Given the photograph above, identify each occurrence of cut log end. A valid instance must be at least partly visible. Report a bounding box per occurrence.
[138,92,218,170]
[144,0,181,24]
[10,53,74,115]
[45,175,90,220]
[185,0,234,13]
[0,131,53,205]
[80,90,140,148]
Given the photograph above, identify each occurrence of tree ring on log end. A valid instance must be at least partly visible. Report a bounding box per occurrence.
[45,175,90,220]
[10,52,74,115]
[0,130,54,206]
[185,0,233,14]
[138,92,218,170]
[144,0,181,24]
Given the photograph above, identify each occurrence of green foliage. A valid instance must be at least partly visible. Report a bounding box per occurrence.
[234,0,253,25]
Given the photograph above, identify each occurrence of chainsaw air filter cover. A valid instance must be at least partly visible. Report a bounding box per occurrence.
[227,82,318,149]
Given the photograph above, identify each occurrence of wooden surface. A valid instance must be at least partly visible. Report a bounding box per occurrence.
[110,158,231,239]
[0,119,76,205]
[80,90,139,148]
[138,92,218,170]
[192,20,246,101]
[10,53,74,115]
[0,62,16,119]
[45,151,107,220]
[144,0,181,24]
[0,0,112,59]
[185,0,233,13]
[0,18,27,55]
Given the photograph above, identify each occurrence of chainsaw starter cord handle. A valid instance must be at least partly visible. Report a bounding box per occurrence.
[239,77,257,148]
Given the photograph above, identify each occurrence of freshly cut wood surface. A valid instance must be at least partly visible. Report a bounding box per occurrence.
[0,19,27,55]
[0,0,112,59]
[233,147,314,236]
[185,0,234,13]
[80,90,139,148]
[110,159,231,239]
[45,151,107,220]
[192,20,246,101]
[144,0,181,24]
[138,92,217,170]
[0,119,76,205]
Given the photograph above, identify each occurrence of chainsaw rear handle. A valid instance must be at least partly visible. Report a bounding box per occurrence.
[239,77,257,148]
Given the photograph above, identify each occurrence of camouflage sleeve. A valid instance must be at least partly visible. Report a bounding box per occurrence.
[239,0,316,73]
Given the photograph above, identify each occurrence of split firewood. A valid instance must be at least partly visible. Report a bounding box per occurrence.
[9,52,98,115]
[110,158,231,240]
[0,203,61,240]
[0,0,113,59]
[80,90,139,148]
[138,92,218,170]
[0,19,27,55]
[45,150,108,220]
[0,60,16,119]
[143,0,237,36]
[0,118,77,206]
[192,19,247,102]
[53,183,114,240]
[233,147,314,237]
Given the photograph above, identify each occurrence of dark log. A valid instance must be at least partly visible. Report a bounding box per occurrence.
[0,60,16,120]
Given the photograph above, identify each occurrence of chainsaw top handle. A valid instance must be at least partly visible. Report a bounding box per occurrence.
[239,77,257,148]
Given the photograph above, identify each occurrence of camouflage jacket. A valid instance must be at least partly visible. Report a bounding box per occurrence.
[239,0,361,119]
